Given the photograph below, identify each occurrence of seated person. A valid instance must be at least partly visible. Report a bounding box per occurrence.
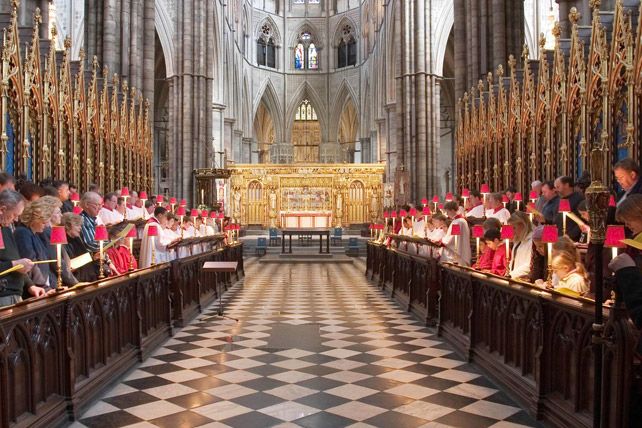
[60,213,86,286]
[38,196,78,287]
[105,225,137,275]
[15,198,59,294]
[400,216,413,237]
[97,192,124,226]
[140,207,174,267]
[576,200,590,244]
[507,211,534,280]
[465,190,485,220]
[0,190,41,307]
[537,249,589,296]
[530,226,548,283]
[474,228,508,275]
[473,230,496,271]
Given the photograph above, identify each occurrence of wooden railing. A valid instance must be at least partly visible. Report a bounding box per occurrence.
[0,242,244,428]
[366,238,637,428]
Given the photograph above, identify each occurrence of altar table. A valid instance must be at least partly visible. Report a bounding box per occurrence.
[281,228,331,254]
[280,211,332,228]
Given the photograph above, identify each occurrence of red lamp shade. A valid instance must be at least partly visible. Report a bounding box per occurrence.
[400,209,407,217]
[72,206,83,215]
[94,225,108,242]
[169,197,177,204]
[218,212,225,219]
[50,226,68,245]
[224,225,232,231]
[438,203,444,210]
[126,226,138,238]
[605,225,626,248]
[451,224,461,236]
[0,228,4,249]
[462,188,470,198]
[609,195,616,207]
[432,195,439,203]
[121,187,130,197]
[391,210,398,217]
[368,224,373,230]
[139,191,148,200]
[529,190,538,200]
[480,183,491,194]
[209,212,217,219]
[157,195,164,203]
[500,225,515,240]
[201,210,208,217]
[147,225,158,237]
[409,208,417,216]
[526,202,536,212]
[502,195,509,204]
[445,192,454,201]
[472,225,484,238]
[514,192,523,202]
[421,198,428,205]
[176,206,186,216]
[422,206,431,215]
[383,211,389,218]
[70,192,80,202]
[180,199,187,206]
[190,209,199,217]
[541,225,559,243]
[235,224,241,230]
[558,199,571,212]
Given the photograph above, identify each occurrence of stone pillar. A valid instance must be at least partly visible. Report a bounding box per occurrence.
[121,0,130,82]
[39,0,49,39]
[102,0,117,71]
[143,0,155,120]
[454,0,467,99]
[492,0,506,75]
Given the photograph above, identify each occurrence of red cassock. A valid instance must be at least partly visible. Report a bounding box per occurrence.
[490,249,508,276]
[473,247,494,270]
[107,245,138,275]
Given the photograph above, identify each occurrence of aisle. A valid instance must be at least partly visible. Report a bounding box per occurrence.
[75,261,539,428]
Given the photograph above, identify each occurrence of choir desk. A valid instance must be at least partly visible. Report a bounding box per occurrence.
[281,228,331,254]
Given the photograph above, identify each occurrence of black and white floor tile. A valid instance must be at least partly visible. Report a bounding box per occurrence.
[73,260,540,428]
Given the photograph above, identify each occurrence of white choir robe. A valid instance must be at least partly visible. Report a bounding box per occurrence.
[509,233,533,280]
[98,207,124,226]
[177,228,193,259]
[428,228,445,259]
[186,226,202,255]
[485,207,511,224]
[466,204,485,219]
[164,228,181,261]
[412,219,426,237]
[126,205,146,221]
[440,218,471,266]
[139,222,173,268]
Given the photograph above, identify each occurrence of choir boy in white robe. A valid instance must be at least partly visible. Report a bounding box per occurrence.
[125,191,146,220]
[440,202,471,266]
[163,213,182,261]
[98,192,125,226]
[428,213,448,259]
[139,207,174,268]
[465,190,486,220]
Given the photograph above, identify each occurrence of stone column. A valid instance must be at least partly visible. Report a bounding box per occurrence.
[414,0,427,200]
[102,0,117,72]
[143,0,155,121]
[120,0,130,82]
[454,0,467,99]
[492,0,507,76]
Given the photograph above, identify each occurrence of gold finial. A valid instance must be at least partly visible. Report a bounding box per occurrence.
[522,44,530,61]
[64,36,71,49]
[113,73,119,87]
[102,65,109,80]
[50,24,57,39]
[11,0,19,18]
[496,64,504,78]
[589,0,601,11]
[539,33,546,50]
[79,48,85,62]
[130,86,136,99]
[34,8,42,26]
[122,79,128,94]
[463,91,469,104]
[92,55,99,71]
[507,54,516,72]
[478,79,484,93]
[487,72,493,86]
[569,7,580,25]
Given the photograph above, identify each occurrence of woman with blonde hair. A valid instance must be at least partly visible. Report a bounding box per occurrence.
[14,198,60,293]
[507,211,534,280]
[549,249,590,295]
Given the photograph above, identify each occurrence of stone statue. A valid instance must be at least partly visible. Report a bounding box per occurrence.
[233,189,242,220]
[268,189,277,227]
[370,189,379,221]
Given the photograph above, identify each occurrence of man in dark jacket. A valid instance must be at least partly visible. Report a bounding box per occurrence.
[554,176,584,241]
[0,190,42,307]
[614,158,642,205]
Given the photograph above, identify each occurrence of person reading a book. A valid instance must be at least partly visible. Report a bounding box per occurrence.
[547,250,590,296]
[15,197,60,294]
[0,190,42,307]
[106,225,137,275]
[38,196,78,288]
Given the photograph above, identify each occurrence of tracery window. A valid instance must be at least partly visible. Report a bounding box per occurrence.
[295,100,317,121]
[257,23,276,68]
[337,25,356,68]
[294,32,319,70]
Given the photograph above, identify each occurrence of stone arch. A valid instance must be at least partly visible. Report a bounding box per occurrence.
[253,79,284,145]
[288,20,323,50]
[330,80,360,142]
[285,82,328,145]
[155,0,176,77]
[333,16,358,48]
[433,0,453,77]
[255,15,282,47]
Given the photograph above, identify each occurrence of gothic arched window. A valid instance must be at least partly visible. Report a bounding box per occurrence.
[295,100,317,121]
[337,25,356,68]
[294,32,319,70]
[257,23,276,68]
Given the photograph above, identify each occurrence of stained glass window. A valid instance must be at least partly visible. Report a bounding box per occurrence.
[308,43,318,69]
[296,100,317,121]
[295,43,304,69]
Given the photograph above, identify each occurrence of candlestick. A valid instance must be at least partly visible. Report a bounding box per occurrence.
[129,237,135,271]
[151,236,156,265]
[56,243,63,289]
[99,240,105,279]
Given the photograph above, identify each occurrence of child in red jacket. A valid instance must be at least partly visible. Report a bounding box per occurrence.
[483,228,508,276]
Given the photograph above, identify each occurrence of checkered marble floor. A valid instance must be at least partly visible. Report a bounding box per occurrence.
[74,259,540,428]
